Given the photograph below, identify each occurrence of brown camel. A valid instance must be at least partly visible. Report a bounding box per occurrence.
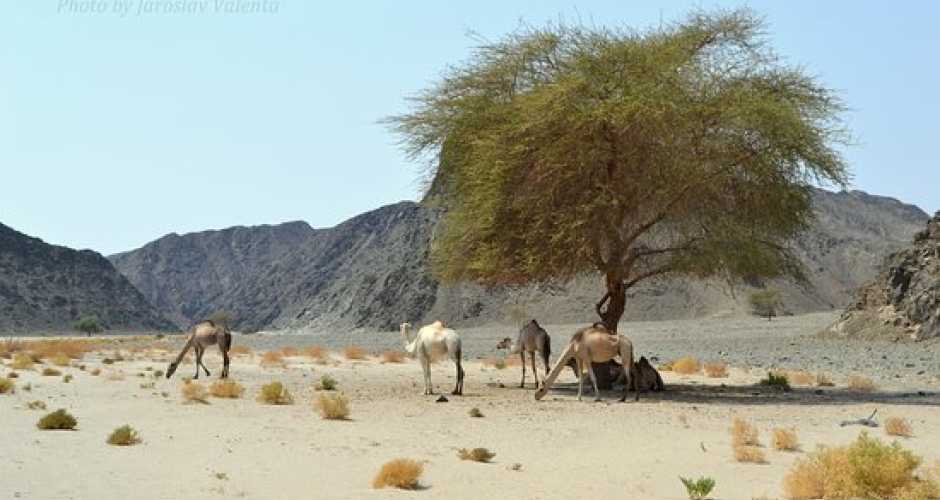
[496,319,551,388]
[166,320,231,380]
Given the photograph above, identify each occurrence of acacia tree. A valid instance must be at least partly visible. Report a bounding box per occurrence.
[73,316,101,337]
[387,9,849,332]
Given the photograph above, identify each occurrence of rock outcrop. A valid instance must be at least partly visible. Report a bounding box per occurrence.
[826,211,940,341]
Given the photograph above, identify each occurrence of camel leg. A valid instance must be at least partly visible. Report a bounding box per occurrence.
[576,358,585,401]
[193,345,203,379]
[530,351,539,388]
[586,362,601,402]
[519,352,526,388]
[197,346,211,377]
[421,357,432,395]
[221,347,230,379]
[452,354,464,395]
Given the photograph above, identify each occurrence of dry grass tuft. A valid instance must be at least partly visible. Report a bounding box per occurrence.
[772,428,800,451]
[181,380,209,404]
[209,379,245,399]
[258,381,293,405]
[229,345,252,356]
[37,409,77,430]
[658,361,673,372]
[458,447,496,463]
[11,353,34,370]
[303,346,329,363]
[815,372,834,387]
[316,374,337,391]
[847,375,876,392]
[90,368,101,376]
[885,417,914,438]
[731,417,761,447]
[372,459,424,490]
[279,346,299,357]
[0,378,14,394]
[703,362,728,378]
[41,367,62,376]
[315,393,350,420]
[7,371,18,378]
[343,345,367,360]
[107,425,142,446]
[733,445,767,463]
[469,407,484,418]
[782,432,933,500]
[63,374,73,383]
[788,371,815,386]
[672,356,701,375]
[260,351,285,368]
[106,370,125,381]
[50,352,72,367]
[380,350,405,363]
[25,340,97,361]
[27,400,46,410]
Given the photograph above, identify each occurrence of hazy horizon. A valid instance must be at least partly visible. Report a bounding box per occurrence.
[3,1,938,255]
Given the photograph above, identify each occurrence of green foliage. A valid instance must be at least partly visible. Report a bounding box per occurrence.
[107,425,142,446]
[317,374,337,391]
[749,290,782,320]
[386,9,848,304]
[73,316,102,336]
[759,372,791,391]
[37,409,77,430]
[680,476,716,500]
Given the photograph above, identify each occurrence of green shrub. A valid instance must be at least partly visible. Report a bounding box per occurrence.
[27,400,46,410]
[37,409,77,430]
[316,374,337,391]
[759,372,790,391]
[107,425,142,446]
[680,476,716,500]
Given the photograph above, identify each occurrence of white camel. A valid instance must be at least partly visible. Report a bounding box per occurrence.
[400,321,465,395]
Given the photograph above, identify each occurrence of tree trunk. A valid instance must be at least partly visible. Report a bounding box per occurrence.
[592,272,628,390]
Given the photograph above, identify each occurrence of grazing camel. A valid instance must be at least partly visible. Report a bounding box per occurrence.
[400,321,465,395]
[534,324,639,402]
[496,319,551,388]
[166,320,232,380]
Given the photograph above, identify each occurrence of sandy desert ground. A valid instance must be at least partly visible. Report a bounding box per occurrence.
[2,312,940,500]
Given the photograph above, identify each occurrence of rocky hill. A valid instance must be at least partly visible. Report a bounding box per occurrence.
[825,211,940,341]
[110,189,928,332]
[0,223,176,333]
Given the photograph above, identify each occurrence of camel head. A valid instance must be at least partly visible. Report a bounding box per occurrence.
[400,322,416,352]
[166,360,179,379]
[534,386,547,400]
[495,337,512,350]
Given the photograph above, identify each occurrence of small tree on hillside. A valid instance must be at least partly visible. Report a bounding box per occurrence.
[386,9,849,332]
[73,316,102,337]
[749,290,782,320]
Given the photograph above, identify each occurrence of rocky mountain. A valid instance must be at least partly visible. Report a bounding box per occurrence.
[0,223,176,333]
[825,211,940,341]
[109,188,928,333]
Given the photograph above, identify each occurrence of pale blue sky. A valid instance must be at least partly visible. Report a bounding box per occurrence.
[2,1,937,255]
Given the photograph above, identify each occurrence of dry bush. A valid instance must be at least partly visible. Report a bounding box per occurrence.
[37,409,77,430]
[27,340,97,361]
[469,407,484,418]
[372,458,423,490]
[260,351,285,368]
[315,393,350,420]
[257,381,293,405]
[672,356,700,375]
[41,367,62,377]
[458,448,496,463]
[303,346,329,363]
[847,375,876,392]
[504,355,522,367]
[815,372,834,387]
[0,378,14,394]
[209,379,245,399]
[885,417,914,438]
[279,346,299,357]
[90,368,101,376]
[772,428,800,451]
[11,353,34,370]
[106,370,125,381]
[107,425,142,446]
[7,371,18,378]
[380,350,405,363]
[731,418,761,447]
[63,374,73,383]
[27,400,46,410]
[658,361,674,372]
[0,339,24,358]
[703,362,728,378]
[50,352,72,367]
[788,371,815,386]
[229,345,252,356]
[733,445,767,464]
[316,374,337,391]
[343,345,366,360]
[181,380,209,404]
[783,432,931,500]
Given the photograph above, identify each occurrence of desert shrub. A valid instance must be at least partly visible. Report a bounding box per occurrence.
[343,345,366,360]
[885,417,913,438]
[469,407,484,418]
[759,372,791,391]
[102,358,115,365]
[41,367,62,376]
[107,425,142,446]
[152,370,164,378]
[788,371,814,386]
[258,381,293,405]
[0,378,14,394]
[11,353,34,370]
[772,428,800,451]
[62,374,73,383]
[381,350,405,363]
[209,379,245,399]
[782,432,929,500]
[280,346,299,357]
[50,352,72,367]
[458,447,495,463]
[483,356,508,369]
[22,382,31,392]
[181,380,209,404]
[733,445,767,464]
[25,340,96,360]
[106,370,125,381]
[847,375,876,392]
[679,476,716,500]
[672,357,700,375]
[372,458,424,489]
[316,374,337,391]
[703,362,728,378]
[90,368,101,376]
[229,345,252,356]
[315,393,350,420]
[731,418,760,447]
[37,409,77,430]
[27,400,46,410]
[260,351,285,368]
[658,361,674,372]
[7,371,18,378]
[140,382,156,389]
[303,346,329,363]
[815,372,834,387]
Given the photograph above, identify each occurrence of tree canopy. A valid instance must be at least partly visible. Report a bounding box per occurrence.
[73,315,102,337]
[386,9,849,329]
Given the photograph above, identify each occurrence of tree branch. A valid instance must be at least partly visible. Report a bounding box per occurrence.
[623,266,674,290]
